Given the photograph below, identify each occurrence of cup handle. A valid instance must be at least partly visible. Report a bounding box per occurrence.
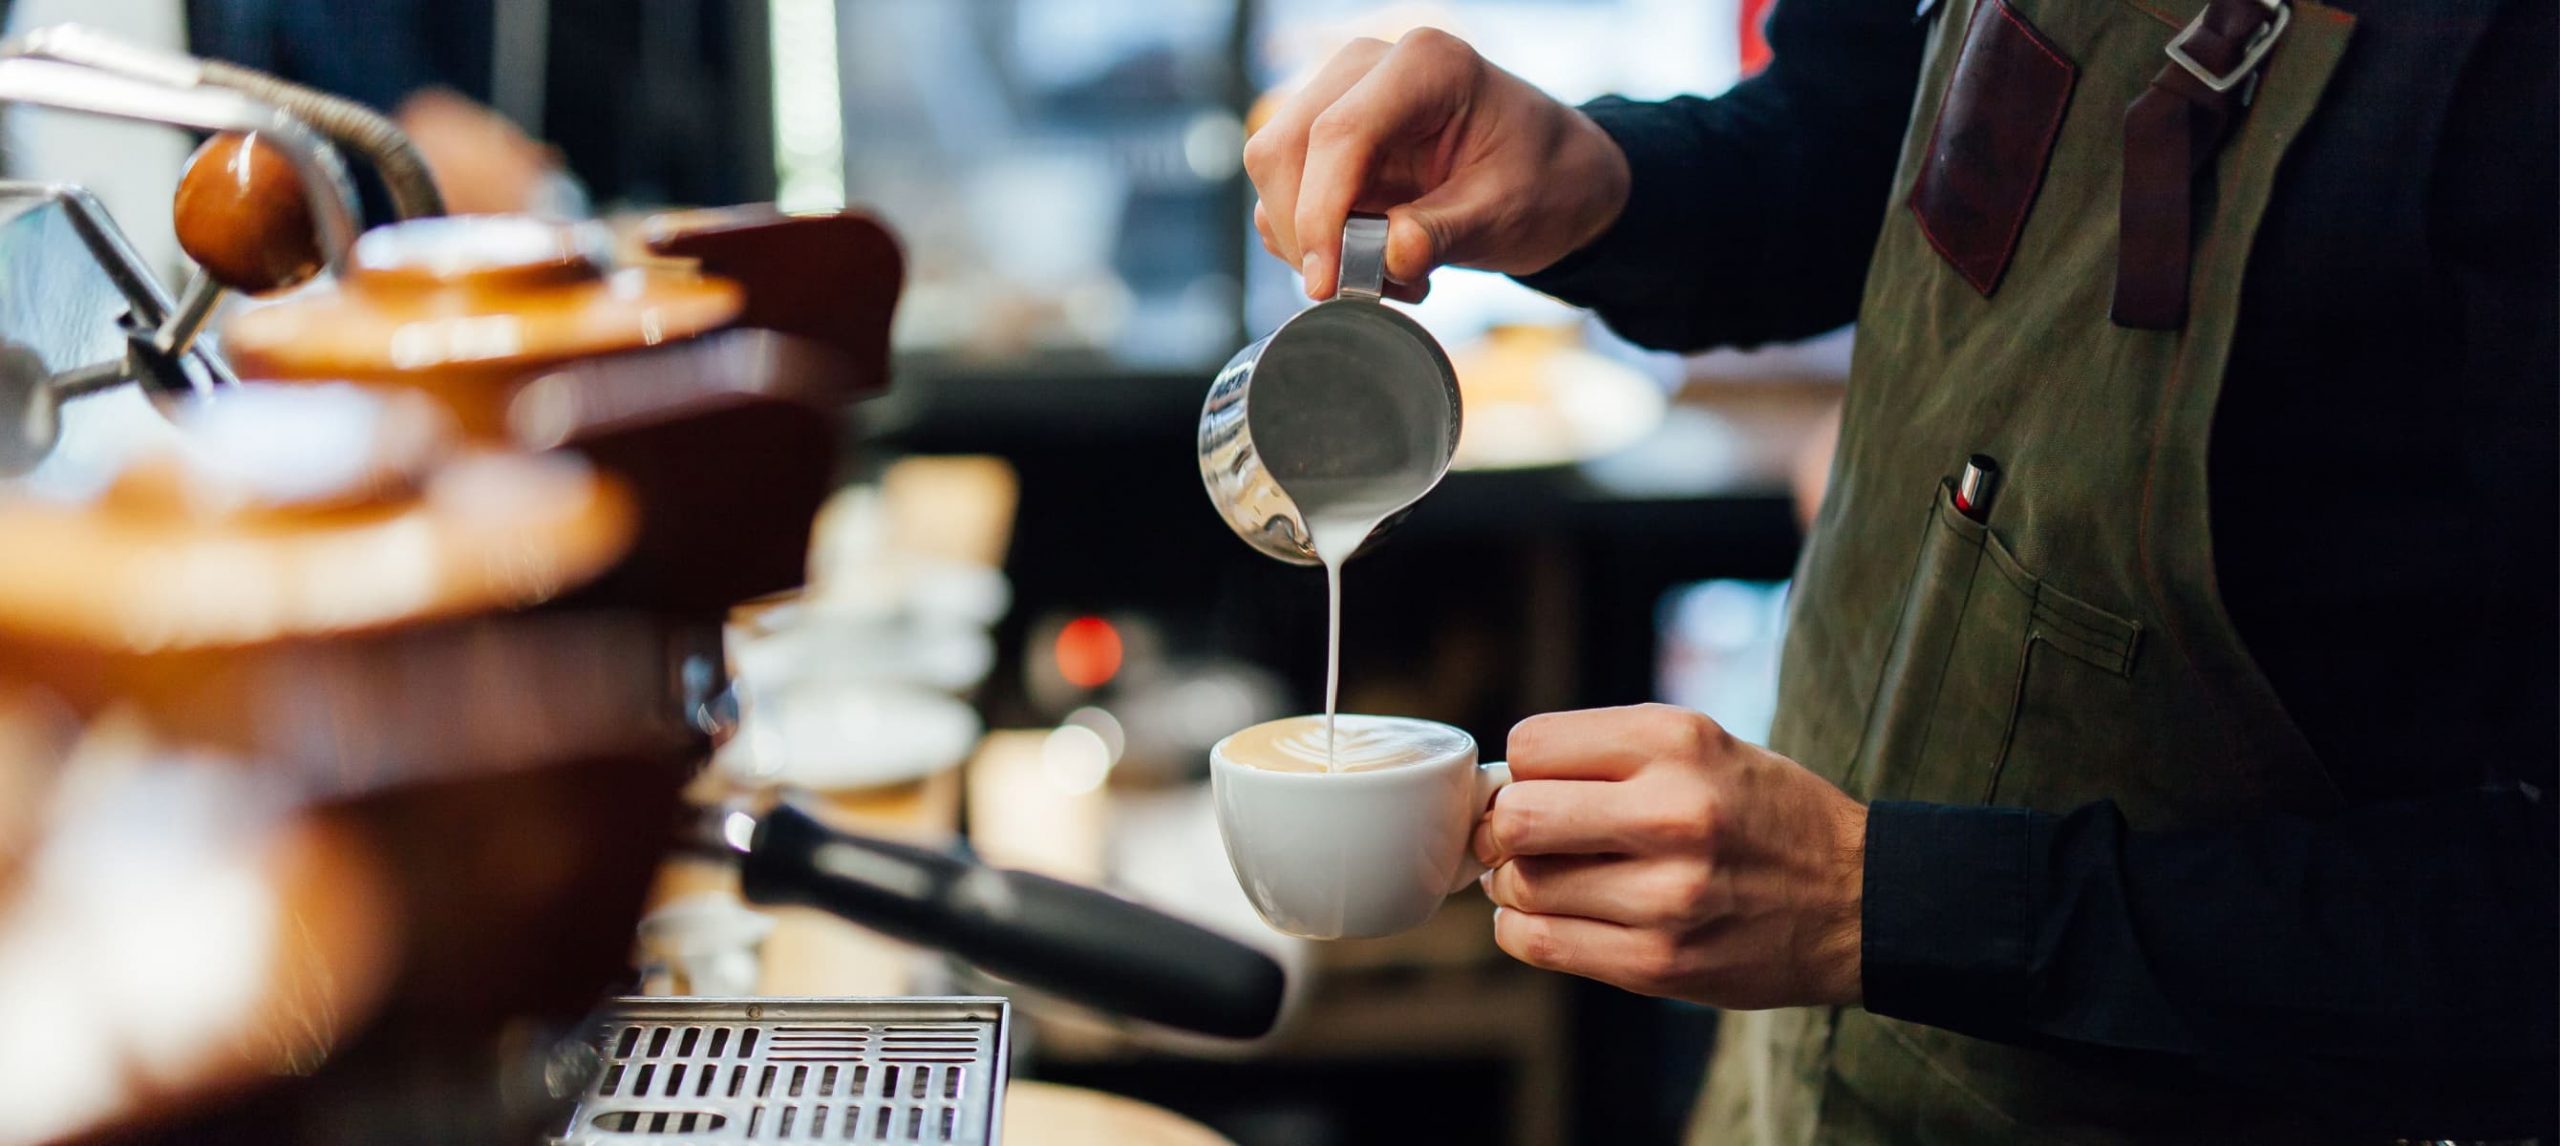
[1448,760,1513,894]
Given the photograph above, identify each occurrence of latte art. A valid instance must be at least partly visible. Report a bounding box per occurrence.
[1220,714,1471,774]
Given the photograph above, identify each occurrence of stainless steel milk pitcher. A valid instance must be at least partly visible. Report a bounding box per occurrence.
[1199,213,1462,566]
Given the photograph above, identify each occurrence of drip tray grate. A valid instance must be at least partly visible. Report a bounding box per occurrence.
[556,997,1009,1145]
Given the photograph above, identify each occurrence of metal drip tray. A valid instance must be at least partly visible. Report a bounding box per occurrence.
[557,998,1010,1145]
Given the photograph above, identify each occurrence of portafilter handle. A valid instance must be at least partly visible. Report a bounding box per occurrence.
[706,799,1286,1040]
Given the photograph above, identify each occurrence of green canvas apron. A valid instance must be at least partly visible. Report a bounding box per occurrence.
[1689,0,2358,1141]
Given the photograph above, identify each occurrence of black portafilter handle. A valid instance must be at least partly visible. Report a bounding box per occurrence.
[729,799,1286,1040]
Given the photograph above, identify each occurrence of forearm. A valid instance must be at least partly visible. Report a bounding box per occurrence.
[1861,789,2559,1136]
[1512,0,1928,351]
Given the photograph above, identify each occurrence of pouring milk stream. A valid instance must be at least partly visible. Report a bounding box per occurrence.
[1306,483,1426,759]
[1197,213,1462,768]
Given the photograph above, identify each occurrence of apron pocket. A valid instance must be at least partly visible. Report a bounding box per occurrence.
[1907,0,2078,297]
[1857,480,2140,806]
[1857,481,2032,803]
[1974,518,2143,804]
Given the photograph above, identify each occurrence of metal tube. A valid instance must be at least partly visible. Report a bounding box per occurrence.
[0,23,203,89]
[3,23,440,221]
[149,272,223,358]
[0,58,359,272]
[198,60,445,220]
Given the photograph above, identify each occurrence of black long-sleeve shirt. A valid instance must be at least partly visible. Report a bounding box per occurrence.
[1516,0,2558,1135]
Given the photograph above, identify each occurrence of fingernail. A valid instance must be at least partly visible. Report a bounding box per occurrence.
[1301,251,1322,297]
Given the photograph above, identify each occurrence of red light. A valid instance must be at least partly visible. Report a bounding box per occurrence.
[1053,616,1123,690]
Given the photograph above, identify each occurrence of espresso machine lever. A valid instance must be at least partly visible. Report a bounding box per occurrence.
[6,22,442,219]
[0,55,360,269]
[0,35,374,469]
[0,25,464,474]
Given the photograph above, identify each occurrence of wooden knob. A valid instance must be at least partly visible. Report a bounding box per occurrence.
[175,131,323,295]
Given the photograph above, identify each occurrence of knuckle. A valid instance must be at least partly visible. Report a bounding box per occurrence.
[1507,713,1558,763]
[1662,865,1718,922]
[1643,704,1727,758]
[1239,132,1279,175]
[1341,35,1392,59]
[1293,205,1330,246]
[1693,793,1726,849]
[1397,25,1464,59]
[1646,806,1709,851]
[1636,934,1692,989]
[1487,802,1537,857]
[1304,108,1362,150]
[1506,916,1565,969]
[1632,703,1688,747]
[1406,212,1447,262]
[1637,778,1717,850]
[1691,784,1727,840]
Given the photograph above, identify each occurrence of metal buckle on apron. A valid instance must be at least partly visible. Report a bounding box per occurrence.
[2110,0,2290,330]
[2165,0,2290,93]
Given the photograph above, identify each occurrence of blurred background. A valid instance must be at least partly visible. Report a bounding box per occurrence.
[0,1,1850,1143]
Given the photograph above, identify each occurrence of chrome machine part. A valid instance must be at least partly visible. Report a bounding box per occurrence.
[1199,212,1460,566]
[0,32,369,473]
[3,23,440,219]
[558,997,1009,1146]
[0,182,236,476]
[0,54,359,267]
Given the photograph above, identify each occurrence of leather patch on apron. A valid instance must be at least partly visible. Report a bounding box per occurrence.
[1907,0,2077,296]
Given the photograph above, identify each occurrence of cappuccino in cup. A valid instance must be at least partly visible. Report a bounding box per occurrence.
[1218,713,1472,774]
[1212,715,1508,939]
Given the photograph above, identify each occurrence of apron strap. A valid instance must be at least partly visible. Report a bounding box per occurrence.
[2113,0,2291,330]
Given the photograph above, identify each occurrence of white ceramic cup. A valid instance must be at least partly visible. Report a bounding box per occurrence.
[1210,715,1511,940]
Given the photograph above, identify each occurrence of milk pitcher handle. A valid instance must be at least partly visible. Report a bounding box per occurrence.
[1337,213,1389,301]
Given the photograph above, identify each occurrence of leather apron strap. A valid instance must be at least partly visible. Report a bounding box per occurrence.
[2113,0,2291,329]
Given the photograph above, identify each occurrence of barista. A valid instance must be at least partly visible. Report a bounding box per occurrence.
[1244,1,2555,1141]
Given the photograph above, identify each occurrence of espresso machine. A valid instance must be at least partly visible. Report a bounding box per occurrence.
[0,27,1280,1146]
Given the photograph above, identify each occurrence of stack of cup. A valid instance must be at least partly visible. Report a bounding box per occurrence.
[716,457,1020,792]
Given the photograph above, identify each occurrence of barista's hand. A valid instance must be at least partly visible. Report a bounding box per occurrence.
[1243,28,1630,303]
[1473,704,1867,1009]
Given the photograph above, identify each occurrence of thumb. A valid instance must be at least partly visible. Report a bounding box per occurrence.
[1382,180,1505,284]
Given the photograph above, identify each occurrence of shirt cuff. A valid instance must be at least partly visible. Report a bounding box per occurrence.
[1509,96,1708,300]
[1860,801,2040,1035]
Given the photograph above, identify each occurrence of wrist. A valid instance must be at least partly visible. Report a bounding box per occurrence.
[1561,106,1633,258]
[1814,798,1868,1006]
